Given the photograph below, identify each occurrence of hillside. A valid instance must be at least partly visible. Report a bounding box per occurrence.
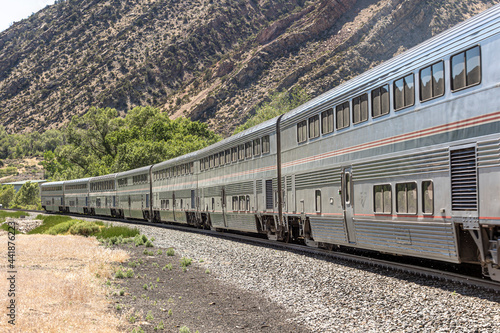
[0,0,498,136]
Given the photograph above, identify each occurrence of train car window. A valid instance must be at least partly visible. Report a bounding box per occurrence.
[321,108,334,134]
[245,142,252,158]
[308,115,320,139]
[420,61,444,102]
[209,155,214,168]
[315,190,321,213]
[451,46,481,91]
[253,138,261,156]
[422,181,434,215]
[336,102,350,130]
[232,196,238,211]
[225,149,231,164]
[232,147,238,162]
[239,196,245,211]
[205,157,210,170]
[371,85,390,118]
[219,152,225,166]
[374,184,392,214]
[394,74,415,111]
[297,120,307,143]
[238,144,245,160]
[396,182,417,214]
[214,153,219,167]
[352,93,368,124]
[262,135,270,153]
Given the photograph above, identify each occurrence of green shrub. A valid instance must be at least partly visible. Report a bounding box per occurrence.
[166,248,175,256]
[115,270,125,279]
[98,226,140,239]
[141,234,148,243]
[125,268,134,278]
[28,215,73,234]
[180,257,192,268]
[179,326,190,333]
[69,221,100,236]
[145,240,154,247]
[44,220,78,235]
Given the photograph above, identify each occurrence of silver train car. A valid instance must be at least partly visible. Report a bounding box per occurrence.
[41,5,500,281]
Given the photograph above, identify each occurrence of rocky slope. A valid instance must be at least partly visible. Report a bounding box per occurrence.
[0,0,498,135]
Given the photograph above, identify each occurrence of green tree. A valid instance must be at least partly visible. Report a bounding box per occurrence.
[0,185,15,208]
[233,87,309,134]
[11,181,41,209]
[45,106,221,180]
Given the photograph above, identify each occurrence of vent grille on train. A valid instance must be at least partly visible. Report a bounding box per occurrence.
[450,147,478,211]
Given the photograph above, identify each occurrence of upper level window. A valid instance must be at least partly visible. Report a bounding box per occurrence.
[219,151,225,166]
[372,84,390,118]
[225,149,231,164]
[451,46,481,91]
[238,144,245,160]
[253,138,261,156]
[262,135,270,153]
[321,108,334,134]
[336,102,350,130]
[352,93,368,124]
[420,61,445,102]
[245,142,252,159]
[308,115,320,139]
[214,153,219,167]
[394,74,414,110]
[209,155,214,168]
[232,147,238,162]
[297,120,307,143]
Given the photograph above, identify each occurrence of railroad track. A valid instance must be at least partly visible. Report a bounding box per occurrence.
[10,209,500,292]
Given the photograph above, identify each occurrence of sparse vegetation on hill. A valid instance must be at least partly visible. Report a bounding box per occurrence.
[1,0,498,136]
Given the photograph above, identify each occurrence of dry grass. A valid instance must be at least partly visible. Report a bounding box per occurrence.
[0,234,129,332]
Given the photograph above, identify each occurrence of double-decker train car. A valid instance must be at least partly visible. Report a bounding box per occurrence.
[89,173,118,216]
[152,153,197,226]
[40,4,500,281]
[116,166,152,220]
[63,178,90,214]
[40,180,65,212]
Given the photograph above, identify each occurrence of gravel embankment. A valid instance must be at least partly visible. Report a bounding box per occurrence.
[112,223,500,332]
[35,213,500,332]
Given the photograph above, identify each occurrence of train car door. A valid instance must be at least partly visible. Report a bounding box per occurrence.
[172,192,176,221]
[221,187,227,228]
[342,167,356,243]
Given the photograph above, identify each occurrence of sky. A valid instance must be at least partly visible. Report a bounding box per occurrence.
[0,0,56,33]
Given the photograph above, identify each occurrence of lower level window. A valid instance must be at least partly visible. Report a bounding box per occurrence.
[422,181,434,214]
[374,184,391,213]
[396,182,417,214]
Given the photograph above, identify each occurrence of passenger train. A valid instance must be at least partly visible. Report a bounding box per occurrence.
[42,5,500,281]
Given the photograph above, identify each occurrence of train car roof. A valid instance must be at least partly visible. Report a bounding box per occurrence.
[40,180,65,186]
[280,3,500,124]
[116,165,152,177]
[64,177,91,184]
[196,116,279,157]
[90,173,118,182]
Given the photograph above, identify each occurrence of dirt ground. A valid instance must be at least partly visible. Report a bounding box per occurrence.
[109,242,310,333]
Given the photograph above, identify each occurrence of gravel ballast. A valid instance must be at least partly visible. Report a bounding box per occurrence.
[35,211,500,332]
[109,222,500,332]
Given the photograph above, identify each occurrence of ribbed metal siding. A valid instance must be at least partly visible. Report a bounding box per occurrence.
[265,180,273,209]
[450,147,478,211]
